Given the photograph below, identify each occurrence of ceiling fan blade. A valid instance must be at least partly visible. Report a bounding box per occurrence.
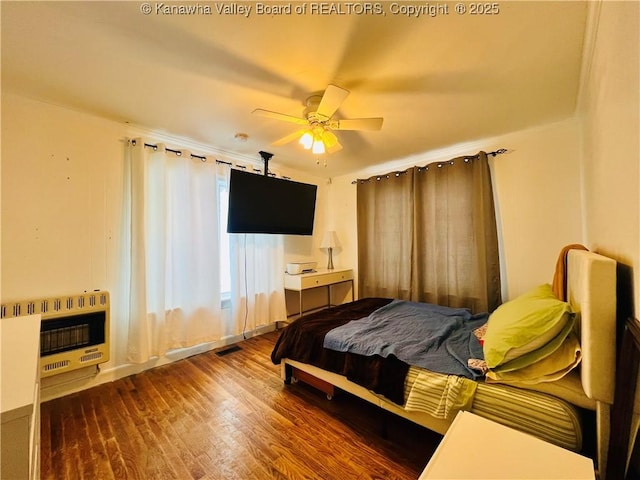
[252,109,308,126]
[330,117,384,131]
[316,85,350,120]
[272,129,307,146]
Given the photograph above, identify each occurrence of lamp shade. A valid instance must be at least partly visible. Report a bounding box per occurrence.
[299,131,313,149]
[312,138,326,154]
[320,231,340,249]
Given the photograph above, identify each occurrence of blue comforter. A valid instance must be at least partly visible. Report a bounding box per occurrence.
[323,300,487,379]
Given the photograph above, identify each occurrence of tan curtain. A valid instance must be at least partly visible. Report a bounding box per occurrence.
[357,152,501,313]
[357,169,414,299]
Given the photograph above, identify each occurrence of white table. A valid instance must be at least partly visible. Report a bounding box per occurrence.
[284,267,354,318]
[1,314,42,480]
[419,411,595,479]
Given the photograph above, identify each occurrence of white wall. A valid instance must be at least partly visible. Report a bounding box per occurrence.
[579,0,640,313]
[491,120,584,299]
[329,118,584,302]
[2,95,126,300]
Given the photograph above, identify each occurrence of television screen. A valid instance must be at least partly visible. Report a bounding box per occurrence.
[227,169,317,235]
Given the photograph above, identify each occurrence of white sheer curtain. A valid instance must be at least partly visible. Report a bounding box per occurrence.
[218,166,287,335]
[124,141,287,363]
[126,140,223,363]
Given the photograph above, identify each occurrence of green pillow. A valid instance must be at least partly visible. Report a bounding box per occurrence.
[486,332,581,384]
[490,317,575,372]
[483,284,575,369]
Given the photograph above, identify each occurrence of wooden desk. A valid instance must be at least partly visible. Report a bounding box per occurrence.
[284,268,354,318]
[419,411,595,479]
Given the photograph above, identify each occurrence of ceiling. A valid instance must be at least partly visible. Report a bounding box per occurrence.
[2,1,588,178]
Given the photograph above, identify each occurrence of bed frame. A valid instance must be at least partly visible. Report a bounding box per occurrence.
[280,250,617,478]
[608,317,640,479]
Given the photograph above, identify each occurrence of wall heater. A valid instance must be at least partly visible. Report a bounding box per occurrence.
[0,291,110,377]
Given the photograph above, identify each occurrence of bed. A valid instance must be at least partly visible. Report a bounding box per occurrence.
[271,250,617,477]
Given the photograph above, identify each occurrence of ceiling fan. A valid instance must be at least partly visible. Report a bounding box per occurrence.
[252,84,383,155]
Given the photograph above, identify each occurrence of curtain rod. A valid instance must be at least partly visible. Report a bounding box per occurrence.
[134,140,285,177]
[351,148,508,185]
[138,140,214,162]
[488,148,508,157]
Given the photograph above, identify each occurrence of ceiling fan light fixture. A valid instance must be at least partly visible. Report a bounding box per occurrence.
[322,130,338,148]
[312,138,326,155]
[253,84,382,158]
[299,130,314,149]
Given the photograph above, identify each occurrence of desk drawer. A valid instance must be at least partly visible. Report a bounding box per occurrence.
[299,270,353,289]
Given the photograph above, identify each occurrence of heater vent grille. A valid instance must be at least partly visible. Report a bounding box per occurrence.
[43,359,70,372]
[0,291,109,320]
[81,352,103,363]
[1,291,110,377]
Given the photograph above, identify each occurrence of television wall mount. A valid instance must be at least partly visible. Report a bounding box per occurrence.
[259,151,273,176]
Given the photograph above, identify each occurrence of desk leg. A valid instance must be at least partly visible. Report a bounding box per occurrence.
[299,291,303,318]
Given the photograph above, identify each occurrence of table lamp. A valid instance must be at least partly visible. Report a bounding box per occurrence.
[320,231,340,270]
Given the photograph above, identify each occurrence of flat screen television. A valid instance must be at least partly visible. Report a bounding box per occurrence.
[227,169,317,235]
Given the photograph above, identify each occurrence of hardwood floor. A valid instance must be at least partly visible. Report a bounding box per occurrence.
[40,330,442,480]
